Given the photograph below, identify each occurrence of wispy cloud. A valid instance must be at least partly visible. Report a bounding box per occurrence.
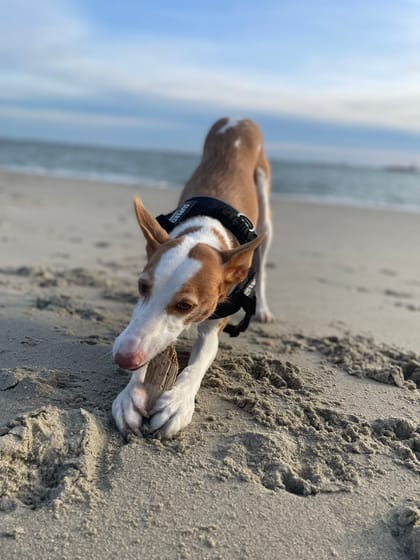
[0,0,419,160]
[4,37,420,135]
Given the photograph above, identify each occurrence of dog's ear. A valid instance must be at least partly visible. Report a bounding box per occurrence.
[133,197,170,254]
[220,235,266,286]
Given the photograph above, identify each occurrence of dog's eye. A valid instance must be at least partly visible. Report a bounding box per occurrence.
[176,301,193,312]
[138,279,151,296]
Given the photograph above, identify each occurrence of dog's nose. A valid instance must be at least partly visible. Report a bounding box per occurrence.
[114,350,145,371]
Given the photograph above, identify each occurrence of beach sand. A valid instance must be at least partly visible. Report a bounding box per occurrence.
[0,170,419,559]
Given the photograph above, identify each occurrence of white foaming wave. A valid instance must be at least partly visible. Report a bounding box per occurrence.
[272,191,420,215]
[0,163,181,190]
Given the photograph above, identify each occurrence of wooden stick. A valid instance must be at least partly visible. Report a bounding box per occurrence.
[143,345,179,414]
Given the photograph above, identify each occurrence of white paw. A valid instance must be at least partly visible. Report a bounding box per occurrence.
[112,383,148,437]
[255,305,274,323]
[148,382,195,438]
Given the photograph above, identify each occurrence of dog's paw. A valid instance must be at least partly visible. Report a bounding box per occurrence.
[255,305,274,323]
[112,383,148,438]
[148,383,195,438]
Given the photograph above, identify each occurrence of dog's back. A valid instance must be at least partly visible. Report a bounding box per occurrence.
[180,118,271,224]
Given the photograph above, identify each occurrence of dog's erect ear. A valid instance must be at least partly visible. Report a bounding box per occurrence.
[220,235,266,286]
[133,197,170,254]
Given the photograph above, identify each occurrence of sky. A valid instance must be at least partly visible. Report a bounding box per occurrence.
[1,0,420,165]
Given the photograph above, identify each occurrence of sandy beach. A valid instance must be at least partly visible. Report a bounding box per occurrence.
[0,169,419,559]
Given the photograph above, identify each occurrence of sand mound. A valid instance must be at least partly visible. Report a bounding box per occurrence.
[391,501,420,560]
[285,333,420,388]
[0,406,105,511]
[1,264,137,305]
[372,418,420,473]
[203,351,419,496]
[0,264,136,319]
[0,265,110,289]
[35,294,107,322]
[205,354,307,428]
[214,430,358,495]
[0,367,65,399]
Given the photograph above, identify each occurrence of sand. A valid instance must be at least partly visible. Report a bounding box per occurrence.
[0,169,419,560]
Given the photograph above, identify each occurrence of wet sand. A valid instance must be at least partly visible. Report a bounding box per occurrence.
[0,170,419,559]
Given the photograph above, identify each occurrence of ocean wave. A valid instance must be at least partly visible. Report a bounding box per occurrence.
[0,163,180,190]
[1,138,420,213]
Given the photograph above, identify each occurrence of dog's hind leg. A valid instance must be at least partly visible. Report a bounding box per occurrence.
[254,151,274,323]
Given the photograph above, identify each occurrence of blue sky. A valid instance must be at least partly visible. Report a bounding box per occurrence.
[1,0,420,165]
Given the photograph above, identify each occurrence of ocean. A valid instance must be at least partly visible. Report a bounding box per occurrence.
[1,137,419,212]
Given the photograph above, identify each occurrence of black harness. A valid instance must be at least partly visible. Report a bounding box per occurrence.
[156,196,257,337]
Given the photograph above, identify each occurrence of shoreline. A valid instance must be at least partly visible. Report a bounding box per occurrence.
[2,166,420,217]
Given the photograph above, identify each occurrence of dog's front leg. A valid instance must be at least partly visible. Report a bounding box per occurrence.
[112,365,148,437]
[148,320,221,437]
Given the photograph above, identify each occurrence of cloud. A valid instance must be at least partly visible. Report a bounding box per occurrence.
[1,0,420,139]
[0,0,87,64]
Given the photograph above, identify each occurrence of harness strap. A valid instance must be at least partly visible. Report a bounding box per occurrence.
[156,196,257,245]
[211,274,257,337]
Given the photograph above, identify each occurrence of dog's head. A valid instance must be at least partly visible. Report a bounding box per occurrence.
[112,197,264,370]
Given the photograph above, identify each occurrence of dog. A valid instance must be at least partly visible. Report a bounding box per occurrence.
[112,117,273,437]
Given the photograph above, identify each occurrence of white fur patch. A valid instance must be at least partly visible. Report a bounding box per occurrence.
[217,118,239,134]
[171,216,232,250]
[234,138,241,149]
[153,243,202,296]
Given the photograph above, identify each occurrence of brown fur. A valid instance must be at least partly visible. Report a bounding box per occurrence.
[180,118,271,225]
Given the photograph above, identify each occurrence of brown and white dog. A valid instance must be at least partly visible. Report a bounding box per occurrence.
[112,118,273,437]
